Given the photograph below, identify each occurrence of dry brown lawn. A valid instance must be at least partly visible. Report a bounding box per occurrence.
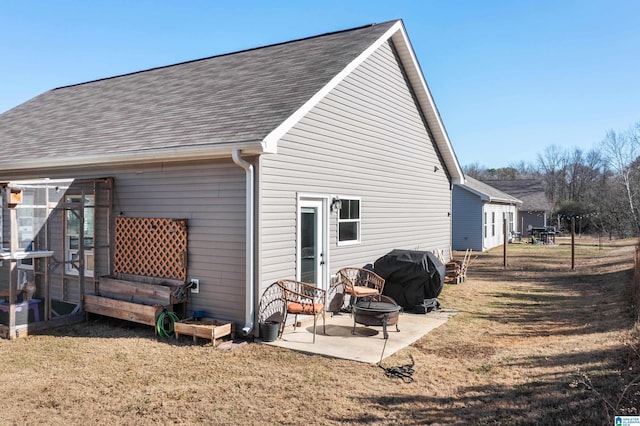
[1,236,639,425]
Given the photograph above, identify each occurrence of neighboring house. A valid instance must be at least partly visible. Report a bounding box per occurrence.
[0,20,463,336]
[481,179,552,234]
[452,176,522,251]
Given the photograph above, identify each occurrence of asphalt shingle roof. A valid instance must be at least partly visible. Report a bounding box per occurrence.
[462,176,521,204]
[0,21,397,163]
[481,178,551,212]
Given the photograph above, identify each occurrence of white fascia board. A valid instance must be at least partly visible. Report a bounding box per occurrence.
[488,197,522,205]
[261,21,405,153]
[0,140,264,176]
[390,25,464,184]
[482,193,523,205]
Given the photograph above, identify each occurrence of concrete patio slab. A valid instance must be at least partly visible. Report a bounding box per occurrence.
[263,308,456,364]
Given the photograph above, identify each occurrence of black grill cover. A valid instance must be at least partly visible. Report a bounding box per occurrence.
[373,249,445,310]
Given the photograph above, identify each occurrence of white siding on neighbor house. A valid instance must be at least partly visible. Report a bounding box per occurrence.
[14,159,247,325]
[259,40,452,293]
[482,203,517,251]
[451,186,483,251]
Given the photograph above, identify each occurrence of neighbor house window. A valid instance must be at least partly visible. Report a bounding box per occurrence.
[338,198,360,245]
[508,212,514,234]
[484,212,488,238]
[491,212,496,236]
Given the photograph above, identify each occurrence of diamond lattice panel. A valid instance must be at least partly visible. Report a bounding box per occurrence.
[114,217,188,281]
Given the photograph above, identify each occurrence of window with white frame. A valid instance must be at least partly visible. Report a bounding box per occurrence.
[491,212,496,236]
[65,195,95,277]
[484,212,488,238]
[338,198,360,244]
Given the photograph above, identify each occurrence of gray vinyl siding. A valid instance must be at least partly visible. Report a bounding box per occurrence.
[519,210,546,235]
[108,160,246,323]
[452,187,483,251]
[8,159,246,325]
[259,40,452,292]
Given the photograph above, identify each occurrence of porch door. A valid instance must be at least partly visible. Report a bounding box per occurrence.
[298,198,328,289]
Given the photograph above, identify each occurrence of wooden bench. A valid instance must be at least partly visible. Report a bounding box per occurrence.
[84,275,186,331]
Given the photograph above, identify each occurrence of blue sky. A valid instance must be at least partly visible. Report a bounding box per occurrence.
[2,1,639,169]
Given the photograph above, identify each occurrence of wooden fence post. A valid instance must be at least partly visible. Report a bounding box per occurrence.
[503,218,508,268]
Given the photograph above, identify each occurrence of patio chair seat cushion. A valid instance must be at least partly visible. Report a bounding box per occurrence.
[287,302,324,314]
[351,286,380,297]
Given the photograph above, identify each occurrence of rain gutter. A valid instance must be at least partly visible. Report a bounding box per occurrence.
[0,141,264,176]
[231,150,256,336]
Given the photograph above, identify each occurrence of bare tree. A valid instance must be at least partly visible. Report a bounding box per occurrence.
[508,160,539,178]
[602,128,640,234]
[565,147,605,203]
[463,162,485,179]
[463,121,640,237]
[537,145,568,211]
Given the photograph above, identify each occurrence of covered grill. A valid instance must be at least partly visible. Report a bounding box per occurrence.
[373,249,445,312]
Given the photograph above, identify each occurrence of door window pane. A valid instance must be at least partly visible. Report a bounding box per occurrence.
[300,207,317,283]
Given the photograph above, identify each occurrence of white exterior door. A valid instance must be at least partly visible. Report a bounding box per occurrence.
[297,198,328,290]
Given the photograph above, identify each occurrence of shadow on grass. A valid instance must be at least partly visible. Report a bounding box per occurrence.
[343,377,614,424]
[468,264,634,339]
[420,240,640,422]
[332,344,635,424]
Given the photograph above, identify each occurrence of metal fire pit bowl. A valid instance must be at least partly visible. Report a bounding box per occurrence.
[352,295,401,339]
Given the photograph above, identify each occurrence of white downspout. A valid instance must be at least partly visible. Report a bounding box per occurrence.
[232,150,255,336]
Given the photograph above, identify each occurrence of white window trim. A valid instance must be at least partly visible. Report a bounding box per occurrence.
[336,196,361,246]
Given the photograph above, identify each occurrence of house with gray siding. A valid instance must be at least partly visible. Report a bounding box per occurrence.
[452,176,521,251]
[0,20,463,337]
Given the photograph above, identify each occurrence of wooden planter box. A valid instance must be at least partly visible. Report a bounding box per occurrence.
[84,276,181,332]
[174,318,233,346]
[84,294,165,327]
[95,276,182,305]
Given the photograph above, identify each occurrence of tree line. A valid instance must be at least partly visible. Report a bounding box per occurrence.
[464,121,640,238]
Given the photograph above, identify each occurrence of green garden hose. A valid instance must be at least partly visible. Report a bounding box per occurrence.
[156,310,181,338]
